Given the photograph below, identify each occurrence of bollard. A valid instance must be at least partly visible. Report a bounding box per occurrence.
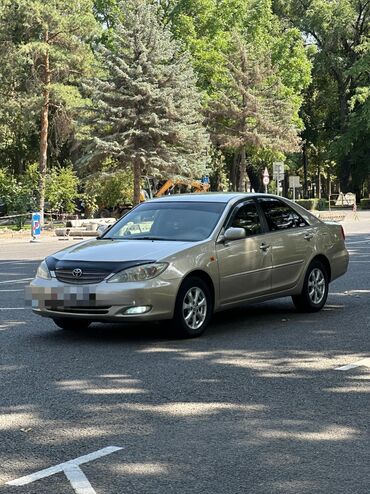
[30,212,42,242]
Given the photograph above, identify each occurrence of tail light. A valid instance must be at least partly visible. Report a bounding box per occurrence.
[340,226,345,241]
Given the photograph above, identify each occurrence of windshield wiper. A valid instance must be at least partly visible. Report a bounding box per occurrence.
[121,236,171,241]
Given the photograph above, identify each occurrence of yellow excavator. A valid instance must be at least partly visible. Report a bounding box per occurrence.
[152,177,210,198]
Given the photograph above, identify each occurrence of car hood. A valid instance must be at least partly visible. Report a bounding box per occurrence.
[51,239,195,262]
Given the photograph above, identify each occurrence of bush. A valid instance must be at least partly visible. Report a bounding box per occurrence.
[360,198,370,209]
[45,164,80,213]
[295,198,328,211]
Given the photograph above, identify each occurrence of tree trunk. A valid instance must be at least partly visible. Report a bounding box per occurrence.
[237,148,246,191]
[337,78,352,192]
[133,160,142,205]
[246,161,261,192]
[302,141,308,198]
[38,31,50,224]
[230,152,239,191]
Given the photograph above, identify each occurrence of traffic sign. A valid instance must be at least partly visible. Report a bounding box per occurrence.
[263,167,269,178]
[289,176,301,188]
[273,162,284,180]
[263,176,270,185]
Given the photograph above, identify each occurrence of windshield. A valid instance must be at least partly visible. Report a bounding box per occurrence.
[104,201,226,242]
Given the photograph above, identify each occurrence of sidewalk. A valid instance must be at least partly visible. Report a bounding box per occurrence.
[340,211,370,235]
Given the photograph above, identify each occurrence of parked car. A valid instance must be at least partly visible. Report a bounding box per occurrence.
[29,193,349,338]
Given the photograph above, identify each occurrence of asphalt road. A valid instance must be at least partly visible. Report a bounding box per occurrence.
[0,220,369,494]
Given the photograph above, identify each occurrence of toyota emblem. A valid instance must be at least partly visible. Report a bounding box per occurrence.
[72,268,83,278]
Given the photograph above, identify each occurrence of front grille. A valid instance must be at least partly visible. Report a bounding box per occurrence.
[55,269,109,284]
[46,305,111,315]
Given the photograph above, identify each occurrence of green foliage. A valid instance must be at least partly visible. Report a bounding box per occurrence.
[81,0,210,203]
[0,0,100,176]
[85,168,134,209]
[277,0,370,192]
[296,198,328,211]
[45,165,80,213]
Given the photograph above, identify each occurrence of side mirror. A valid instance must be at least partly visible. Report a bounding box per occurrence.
[96,224,108,237]
[223,227,246,241]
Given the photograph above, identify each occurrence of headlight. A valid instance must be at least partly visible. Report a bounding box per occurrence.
[107,263,168,283]
[36,260,51,280]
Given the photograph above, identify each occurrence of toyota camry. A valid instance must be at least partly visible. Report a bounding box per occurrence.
[29,193,349,338]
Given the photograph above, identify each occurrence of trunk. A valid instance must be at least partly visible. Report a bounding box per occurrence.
[133,160,142,205]
[230,152,239,191]
[38,31,50,224]
[317,161,321,199]
[302,141,308,198]
[237,148,246,192]
[246,161,261,192]
[339,158,351,192]
[337,77,352,193]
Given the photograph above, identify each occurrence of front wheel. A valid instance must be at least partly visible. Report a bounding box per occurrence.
[52,318,91,331]
[171,277,213,338]
[292,260,329,312]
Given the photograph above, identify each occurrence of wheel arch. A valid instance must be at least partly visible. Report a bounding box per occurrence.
[180,270,215,308]
[311,254,332,282]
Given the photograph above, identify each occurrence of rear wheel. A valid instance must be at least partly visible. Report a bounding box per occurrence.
[52,318,91,331]
[292,260,329,312]
[171,277,213,338]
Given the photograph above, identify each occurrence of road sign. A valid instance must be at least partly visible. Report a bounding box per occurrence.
[289,176,301,188]
[273,162,284,180]
[289,176,301,202]
[263,167,269,178]
[273,162,284,196]
[263,176,270,185]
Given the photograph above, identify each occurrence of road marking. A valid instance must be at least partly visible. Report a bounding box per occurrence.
[0,278,33,285]
[0,307,28,310]
[335,358,370,371]
[6,446,123,492]
[0,289,23,292]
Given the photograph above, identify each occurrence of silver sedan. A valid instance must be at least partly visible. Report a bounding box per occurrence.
[29,193,349,338]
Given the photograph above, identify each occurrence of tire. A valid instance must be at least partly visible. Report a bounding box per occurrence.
[52,318,91,331]
[292,260,329,312]
[171,276,213,338]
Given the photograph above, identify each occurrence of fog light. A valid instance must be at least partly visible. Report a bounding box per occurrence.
[124,306,151,315]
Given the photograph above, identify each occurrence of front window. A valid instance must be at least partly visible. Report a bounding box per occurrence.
[230,201,262,236]
[103,201,226,241]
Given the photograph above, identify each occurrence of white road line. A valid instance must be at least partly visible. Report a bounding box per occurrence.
[0,307,28,310]
[0,278,32,285]
[64,465,96,494]
[6,446,123,489]
[0,289,23,292]
[335,358,370,371]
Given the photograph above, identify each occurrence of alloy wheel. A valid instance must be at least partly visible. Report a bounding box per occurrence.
[308,268,326,304]
[182,287,208,330]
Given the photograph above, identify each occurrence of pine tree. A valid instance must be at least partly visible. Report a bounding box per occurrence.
[82,0,210,204]
[0,0,98,221]
[207,37,300,191]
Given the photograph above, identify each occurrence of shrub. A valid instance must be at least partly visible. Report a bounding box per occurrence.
[295,198,328,211]
[360,198,370,209]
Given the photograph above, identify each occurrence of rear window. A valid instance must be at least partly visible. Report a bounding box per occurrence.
[258,198,308,231]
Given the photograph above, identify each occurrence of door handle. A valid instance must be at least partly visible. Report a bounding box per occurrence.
[259,243,270,251]
[304,232,314,240]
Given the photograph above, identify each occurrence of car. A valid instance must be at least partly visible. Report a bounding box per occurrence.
[28,193,349,338]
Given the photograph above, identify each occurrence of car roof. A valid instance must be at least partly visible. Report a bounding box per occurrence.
[147,192,259,204]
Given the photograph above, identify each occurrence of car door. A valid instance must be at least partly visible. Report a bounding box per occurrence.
[257,197,316,292]
[216,199,273,305]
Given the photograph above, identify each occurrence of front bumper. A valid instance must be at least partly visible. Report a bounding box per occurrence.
[27,276,182,322]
